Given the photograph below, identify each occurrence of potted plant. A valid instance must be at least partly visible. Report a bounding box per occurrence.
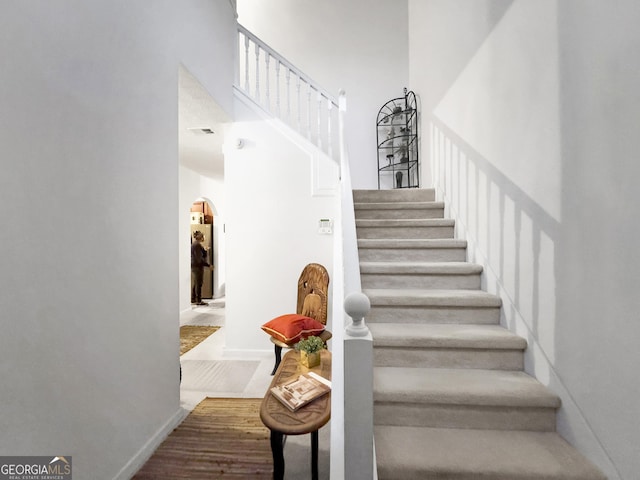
[294,335,325,368]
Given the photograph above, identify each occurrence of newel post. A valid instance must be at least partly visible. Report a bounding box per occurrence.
[343,292,374,479]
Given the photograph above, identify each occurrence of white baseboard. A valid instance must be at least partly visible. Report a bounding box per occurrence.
[112,407,188,480]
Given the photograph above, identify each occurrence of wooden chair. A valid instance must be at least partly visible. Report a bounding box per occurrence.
[270,263,332,375]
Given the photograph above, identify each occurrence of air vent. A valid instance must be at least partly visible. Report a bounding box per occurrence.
[187,127,215,135]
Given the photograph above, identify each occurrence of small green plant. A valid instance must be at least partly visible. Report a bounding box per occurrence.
[294,335,325,354]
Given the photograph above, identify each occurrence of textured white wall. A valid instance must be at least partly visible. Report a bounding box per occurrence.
[0,1,236,478]
[237,0,409,190]
[410,1,640,478]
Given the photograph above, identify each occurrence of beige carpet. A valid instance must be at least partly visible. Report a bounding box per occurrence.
[180,325,220,355]
[133,397,272,479]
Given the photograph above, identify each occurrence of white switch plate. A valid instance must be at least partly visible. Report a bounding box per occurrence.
[318,219,333,235]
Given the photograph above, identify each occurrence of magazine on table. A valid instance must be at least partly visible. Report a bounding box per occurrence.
[270,372,331,411]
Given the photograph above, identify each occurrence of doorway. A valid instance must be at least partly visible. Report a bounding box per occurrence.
[190,199,215,299]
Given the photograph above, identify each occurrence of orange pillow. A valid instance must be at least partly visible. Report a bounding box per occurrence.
[261,314,325,344]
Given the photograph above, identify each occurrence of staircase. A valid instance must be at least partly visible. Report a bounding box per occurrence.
[354,188,606,480]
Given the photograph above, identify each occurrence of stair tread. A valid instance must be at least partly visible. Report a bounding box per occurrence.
[374,367,560,407]
[357,218,455,227]
[361,261,482,274]
[374,426,606,480]
[365,288,502,307]
[370,323,527,349]
[358,238,467,248]
[353,189,435,203]
[355,201,444,210]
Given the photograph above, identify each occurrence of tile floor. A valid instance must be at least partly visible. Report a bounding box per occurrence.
[179,297,274,411]
[179,297,330,479]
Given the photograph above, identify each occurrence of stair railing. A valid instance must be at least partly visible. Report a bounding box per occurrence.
[235,27,373,474]
[331,91,376,479]
[237,24,340,161]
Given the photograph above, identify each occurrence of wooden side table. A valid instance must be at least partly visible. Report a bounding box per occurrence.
[260,349,331,480]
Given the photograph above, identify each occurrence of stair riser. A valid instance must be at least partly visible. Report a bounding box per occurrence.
[378,468,502,480]
[358,248,467,262]
[374,402,556,432]
[374,426,607,480]
[377,468,585,480]
[357,226,454,239]
[377,468,460,480]
[355,208,444,220]
[353,189,435,203]
[362,273,480,290]
[374,347,524,371]
[367,306,501,325]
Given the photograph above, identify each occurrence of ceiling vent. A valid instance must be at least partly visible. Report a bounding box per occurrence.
[188,127,215,135]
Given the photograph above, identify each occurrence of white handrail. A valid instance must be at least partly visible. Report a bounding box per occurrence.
[237,24,339,160]
[337,91,362,295]
[331,90,375,479]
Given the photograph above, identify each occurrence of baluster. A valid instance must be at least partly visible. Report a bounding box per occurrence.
[254,43,260,103]
[317,91,323,150]
[275,60,281,118]
[286,68,291,123]
[327,98,333,158]
[237,26,340,151]
[307,85,312,140]
[243,33,250,93]
[296,76,301,132]
[265,53,271,110]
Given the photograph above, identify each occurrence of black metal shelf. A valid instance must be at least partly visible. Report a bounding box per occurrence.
[379,159,419,172]
[378,135,418,150]
[376,88,419,189]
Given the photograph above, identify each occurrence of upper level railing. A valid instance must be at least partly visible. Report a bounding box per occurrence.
[237,24,340,161]
[235,27,373,477]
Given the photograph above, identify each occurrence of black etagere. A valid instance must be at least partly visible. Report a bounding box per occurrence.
[376,88,419,189]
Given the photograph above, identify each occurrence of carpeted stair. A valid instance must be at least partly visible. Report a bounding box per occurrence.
[354,188,606,480]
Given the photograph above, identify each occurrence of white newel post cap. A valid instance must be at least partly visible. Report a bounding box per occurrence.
[344,292,371,337]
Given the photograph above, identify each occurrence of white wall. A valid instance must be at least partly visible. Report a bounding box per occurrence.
[410,1,640,478]
[0,1,236,478]
[555,2,640,478]
[223,91,339,353]
[178,167,226,312]
[237,0,409,190]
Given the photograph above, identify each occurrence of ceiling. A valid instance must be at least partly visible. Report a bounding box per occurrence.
[178,66,231,179]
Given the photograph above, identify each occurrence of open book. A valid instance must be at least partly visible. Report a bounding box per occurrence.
[270,372,331,411]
